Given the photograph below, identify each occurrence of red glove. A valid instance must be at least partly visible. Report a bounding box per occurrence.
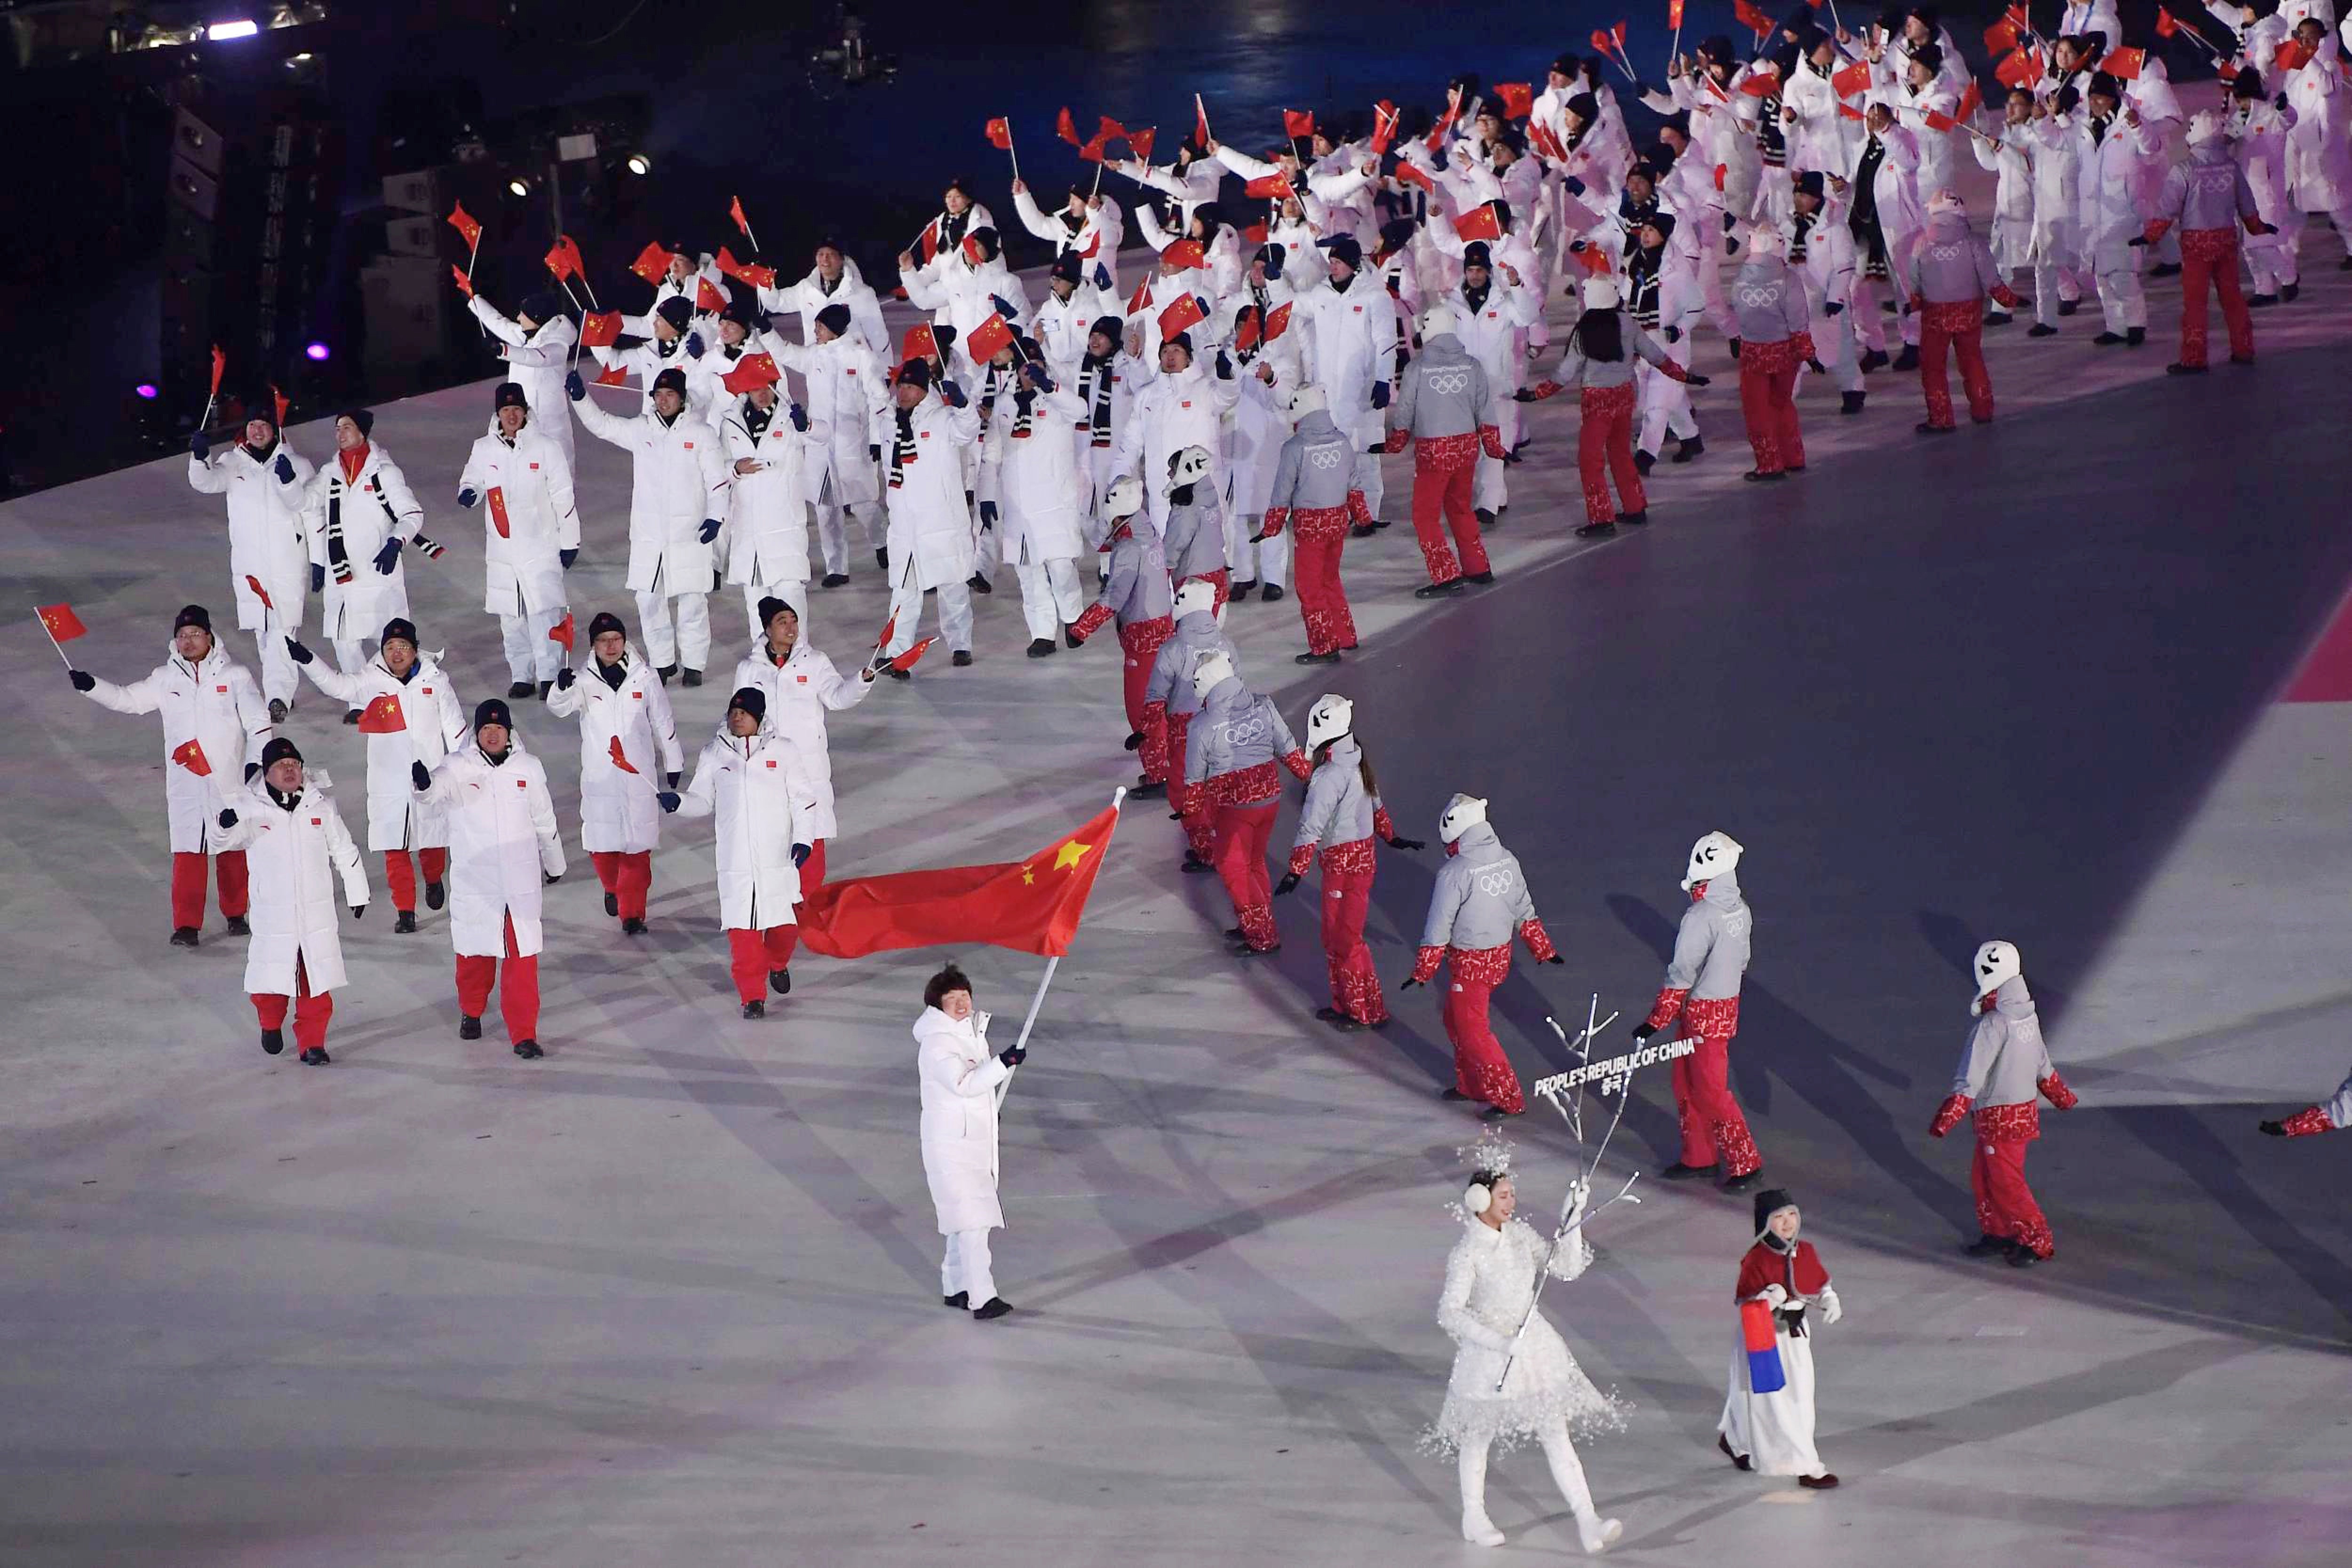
[1260,506,1289,539]
[1524,379,1564,401]
[1372,805,1397,842]
[1382,427,1410,454]
[1928,1093,1973,1139]
[2143,218,2172,245]
[1478,423,1507,460]
[2279,1106,2336,1136]
[1907,293,1927,315]
[1645,987,1689,1033]
[1790,331,1818,363]
[1069,602,1113,643]
[2037,1073,2079,1110]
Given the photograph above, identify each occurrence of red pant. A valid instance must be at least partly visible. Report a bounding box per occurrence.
[1919,298,1994,428]
[1408,449,1488,584]
[170,850,249,928]
[251,956,333,1051]
[1972,1125,2055,1258]
[1165,716,1216,856]
[1442,944,1524,1113]
[382,847,450,913]
[455,912,541,1042]
[1576,383,1644,523]
[1319,850,1386,1024]
[1670,999,1761,1175]
[2177,227,2252,368]
[1291,512,1357,655]
[1118,617,1173,783]
[1737,340,1805,475]
[726,925,798,1004]
[591,850,652,920]
[1214,799,1280,950]
[763,837,826,968]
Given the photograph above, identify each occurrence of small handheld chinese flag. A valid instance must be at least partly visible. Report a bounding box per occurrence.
[1453,205,1503,242]
[609,736,639,775]
[1076,131,1112,164]
[1234,308,1263,353]
[1740,1299,1787,1393]
[1370,101,1399,155]
[1924,109,1957,132]
[209,344,227,397]
[1734,0,1773,37]
[1394,160,1436,194]
[2100,45,2145,79]
[902,322,940,363]
[716,246,778,289]
[729,194,755,239]
[629,241,676,285]
[357,693,407,734]
[1242,220,1269,245]
[965,313,1017,365]
[1125,125,1156,163]
[985,116,1013,150]
[594,364,630,387]
[1837,102,1867,120]
[171,738,213,777]
[243,574,274,611]
[487,486,511,539]
[696,277,727,313]
[1739,70,1779,97]
[1057,106,1081,146]
[1495,82,1534,121]
[450,263,476,299]
[1263,300,1294,342]
[1162,238,1208,271]
[1283,108,1315,139]
[1096,115,1126,143]
[722,352,781,394]
[270,383,290,426]
[1126,274,1155,315]
[1995,48,2041,89]
[544,238,577,282]
[1157,293,1208,340]
[1984,16,2021,52]
[581,310,625,348]
[1244,172,1295,200]
[446,200,483,250]
[2273,36,2314,72]
[1195,94,1212,148]
[1669,0,1685,28]
[549,611,575,653]
[887,635,938,673]
[37,603,88,643]
[1955,80,1982,121]
[1832,59,1871,97]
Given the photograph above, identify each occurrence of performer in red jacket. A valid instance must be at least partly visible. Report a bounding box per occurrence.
[1718,1188,1843,1488]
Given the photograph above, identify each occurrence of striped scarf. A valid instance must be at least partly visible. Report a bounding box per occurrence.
[1077,355,1116,447]
[888,407,917,489]
[1625,246,1664,329]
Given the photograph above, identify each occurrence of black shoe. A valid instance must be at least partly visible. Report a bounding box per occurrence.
[943,1291,969,1308]
[1840,390,1867,414]
[1412,578,1466,598]
[1230,579,1257,602]
[1744,469,1788,483]
[425,880,445,910]
[973,1297,1013,1320]
[604,891,620,917]
[887,667,911,681]
[742,1000,766,1019]
[2026,322,2058,337]
[1617,511,1647,527]
[537,681,552,702]
[1575,520,1617,538]
[1223,927,1247,943]
[1658,1161,1720,1180]
[1260,583,1284,602]
[1130,778,1167,799]
[2230,353,2255,366]
[657,664,677,684]
[2247,293,2280,309]
[1963,1234,2010,1257]
[1441,1087,1478,1101]
[2166,362,2208,376]
[622,916,647,935]
[303,1045,331,1066]
[682,668,703,687]
[514,1038,544,1060]
[2283,283,2301,301]
[1915,421,1955,435]
[1313,1006,1364,1032]
[1857,348,1889,372]
[1465,570,1494,583]
[2058,298,2080,316]
[268,698,289,724]
[1718,1433,1752,1472]
[1674,435,1705,461]
[2091,331,2126,346]
[1723,1168,1765,1193]
[342,708,363,726]
[2340,256,2352,271]
[2006,1243,2041,1268]
[2149,261,2181,278]
[1797,1473,1840,1489]
[1892,345,1919,372]
[261,1027,285,1055]
[224,915,251,936]
[1632,451,1655,476]
[1027,638,1056,657]
[951,649,973,667]
[875,545,891,572]
[1232,941,1280,958]
[1181,851,1215,873]
[508,681,534,698]
[1065,627,1084,648]
[1478,1103,1522,1119]
[1294,649,1342,664]
[821,572,850,587]
[1350,523,1377,538]
[394,909,418,934]
[771,968,791,996]
[459,1015,482,1040]
[1984,311,2013,328]
[967,573,992,594]
[2126,326,2145,347]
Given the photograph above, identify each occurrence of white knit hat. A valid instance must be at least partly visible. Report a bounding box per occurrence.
[1581,275,1623,310]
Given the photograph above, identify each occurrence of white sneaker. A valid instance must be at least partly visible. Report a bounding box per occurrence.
[1577,1514,1623,1554]
[1460,1511,1505,1547]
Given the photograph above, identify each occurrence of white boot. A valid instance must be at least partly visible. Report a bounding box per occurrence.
[1541,1424,1620,1555]
[1457,1442,1505,1546]
[1461,1511,1505,1548]
[1577,1513,1623,1555]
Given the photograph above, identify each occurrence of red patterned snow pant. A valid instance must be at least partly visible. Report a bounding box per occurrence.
[1737,338,1805,475]
[1972,1102,2054,1258]
[1291,506,1357,655]
[1164,713,1211,853]
[171,849,249,929]
[591,850,652,921]
[383,847,450,914]
[251,955,333,1052]
[1669,996,1762,1176]
[1444,943,1525,1114]
[1409,434,1488,584]
[2177,227,2252,369]
[726,925,798,1005]
[1120,616,1174,782]
[454,912,540,1042]
[1577,383,1644,523]
[1214,798,1280,950]
[1919,297,1994,428]
[1318,838,1386,1025]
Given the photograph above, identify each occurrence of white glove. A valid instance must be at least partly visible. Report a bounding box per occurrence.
[1760,1283,1788,1309]
[1561,1177,1591,1226]
[1819,1287,1843,1326]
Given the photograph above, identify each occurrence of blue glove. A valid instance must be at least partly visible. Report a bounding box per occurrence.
[565,370,586,401]
[1093,262,1112,290]
[1564,176,1587,197]
[1370,381,1391,410]
[697,517,723,544]
[990,294,1018,320]
[665,771,681,789]
[1825,301,1844,317]
[657,791,681,813]
[684,331,706,359]
[789,402,809,432]
[791,842,812,868]
[218,808,238,829]
[373,538,404,575]
[1019,360,1050,389]
[412,760,432,791]
[190,432,210,459]
[284,636,313,665]
[457,487,478,508]
[939,380,968,408]
[310,563,326,593]
[1215,350,1233,379]
[274,453,296,483]
[1664,325,1682,344]
[978,500,998,530]
[559,548,578,569]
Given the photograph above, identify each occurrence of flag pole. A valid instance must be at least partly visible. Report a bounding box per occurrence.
[995,785,1126,1108]
[1007,128,1021,187]
[33,606,75,670]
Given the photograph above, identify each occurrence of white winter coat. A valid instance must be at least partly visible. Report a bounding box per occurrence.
[468,298,581,465]
[414,739,566,958]
[882,393,985,591]
[1113,362,1240,520]
[762,332,887,509]
[544,644,682,855]
[986,381,1089,562]
[218,774,368,995]
[2076,111,2160,245]
[721,396,829,590]
[459,424,578,617]
[84,643,272,853]
[2287,56,2352,214]
[1295,274,1399,449]
[296,652,468,850]
[302,443,426,642]
[1225,356,1300,516]
[673,725,811,930]
[2232,98,2299,224]
[729,637,874,840]
[764,257,891,359]
[901,255,1031,378]
[573,395,731,596]
[916,1005,1009,1235]
[189,442,315,633]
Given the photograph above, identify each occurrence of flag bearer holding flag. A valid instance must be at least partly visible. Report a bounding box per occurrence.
[187,400,314,720]
[215,736,368,1064]
[282,617,467,933]
[1717,1189,1843,1488]
[545,611,683,936]
[459,382,579,699]
[71,604,272,946]
[916,964,1025,1321]
[665,687,813,1019]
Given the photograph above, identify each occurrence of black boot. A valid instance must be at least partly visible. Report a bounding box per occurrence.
[1229,579,1256,602]
[2282,282,2301,301]
[1181,850,1215,874]
[821,571,850,587]
[943,1290,969,1308]
[171,926,200,947]
[2027,322,2058,337]
[1412,578,1467,598]
[1130,777,1166,799]
[1658,1161,1719,1180]
[1963,1234,2010,1257]
[657,664,677,684]
[1617,511,1647,527]
[425,880,445,910]
[683,668,703,687]
[622,916,648,935]
[537,681,552,701]
[2058,298,2080,316]
[1064,626,1084,648]
[1026,638,1056,657]
[2091,331,2127,346]
[875,546,889,570]
[1840,390,1866,415]
[1294,649,1342,664]
[2247,292,2280,309]
[1350,523,1377,538]
[2166,362,2208,376]
[973,1297,1013,1319]
[604,891,620,917]
[770,968,791,995]
[224,915,251,936]
[2005,1243,2042,1267]
[508,681,534,698]
[1259,584,1285,601]
[1857,348,1889,372]
[1891,344,1919,372]
[302,1045,331,1066]
[1723,1167,1765,1193]
[967,573,992,594]
[742,1000,766,1019]
[459,1015,482,1040]
[2125,326,2146,347]
[261,1027,285,1055]
[513,1038,544,1059]
[2149,261,2181,278]
[951,649,973,667]
[1632,451,1655,476]
[1575,520,1617,538]
[394,909,418,934]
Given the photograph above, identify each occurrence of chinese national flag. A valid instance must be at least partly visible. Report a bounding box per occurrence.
[549,611,575,652]
[1984,16,2021,52]
[1369,102,1398,155]
[1283,108,1315,139]
[730,194,755,238]
[1126,274,1155,315]
[1528,119,1565,161]
[1832,59,1872,97]
[1057,106,1082,146]
[1734,0,1773,37]
[2154,7,2179,36]
[1837,102,1868,120]
[795,803,1122,959]
[1244,172,1295,200]
[630,241,677,285]
[1394,160,1436,194]
[1575,244,1616,277]
[487,485,511,538]
[1235,308,1263,352]
[582,310,625,348]
[1995,48,2042,89]
[1195,95,1211,148]
[1156,292,1208,340]
[609,736,639,775]
[1162,238,1208,270]
[966,313,1017,365]
[1242,220,1269,244]
[903,322,940,363]
[1125,125,1155,163]
[887,635,938,673]
[2273,37,2314,72]
[985,116,1013,150]
[2100,46,2145,79]
[917,217,940,264]
[544,238,577,282]
[1954,81,1981,121]
[270,383,289,426]
[1097,115,1126,143]
[243,573,274,611]
[357,693,406,734]
[1077,132,1112,164]
[1495,82,1534,121]
[722,352,781,394]
[1924,110,1957,132]
[716,246,778,289]
[450,263,475,298]
[1263,300,1294,342]
[696,277,727,313]
[170,738,213,777]
[1453,205,1503,242]
[209,344,227,397]
[1669,0,1685,28]
[1739,71,1779,97]
[595,364,630,386]
[36,603,88,643]
[446,200,483,249]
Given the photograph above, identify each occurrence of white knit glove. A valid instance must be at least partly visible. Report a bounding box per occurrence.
[1819,1286,1843,1326]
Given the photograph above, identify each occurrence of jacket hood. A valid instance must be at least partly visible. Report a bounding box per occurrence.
[913,1005,977,1045]
[804,256,874,293]
[1451,820,1502,857]
[1925,210,1970,241]
[1321,734,1362,769]
[1989,974,2036,1019]
[1295,409,1342,439]
[1200,673,1249,712]
[169,641,233,674]
[1700,869,1744,905]
[1420,331,1471,360]
[245,767,337,801]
